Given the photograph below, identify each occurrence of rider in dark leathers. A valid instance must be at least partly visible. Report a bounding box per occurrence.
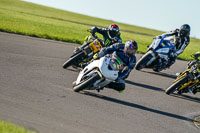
[160,24,191,67]
[90,24,122,46]
[74,24,122,68]
[75,24,122,54]
[96,40,138,92]
[187,52,200,94]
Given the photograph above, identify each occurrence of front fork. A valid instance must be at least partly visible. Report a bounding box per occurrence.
[146,51,156,66]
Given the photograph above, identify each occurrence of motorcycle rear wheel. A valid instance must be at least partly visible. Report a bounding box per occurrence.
[73,73,101,92]
[165,76,187,95]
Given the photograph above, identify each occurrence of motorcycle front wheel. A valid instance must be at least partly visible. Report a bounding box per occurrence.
[73,73,101,92]
[135,52,153,70]
[165,76,187,95]
[63,51,85,69]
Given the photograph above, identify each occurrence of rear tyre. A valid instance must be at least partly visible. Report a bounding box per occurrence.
[165,77,187,95]
[73,73,101,92]
[135,52,153,70]
[63,51,85,69]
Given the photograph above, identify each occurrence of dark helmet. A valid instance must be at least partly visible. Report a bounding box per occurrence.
[124,40,138,56]
[108,24,120,38]
[192,52,200,69]
[193,52,200,61]
[179,24,190,37]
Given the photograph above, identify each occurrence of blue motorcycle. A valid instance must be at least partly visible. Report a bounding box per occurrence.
[135,36,176,72]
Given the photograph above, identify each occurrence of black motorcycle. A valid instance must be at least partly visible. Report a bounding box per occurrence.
[63,31,103,69]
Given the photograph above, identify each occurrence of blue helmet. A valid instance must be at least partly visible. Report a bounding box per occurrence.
[124,40,138,56]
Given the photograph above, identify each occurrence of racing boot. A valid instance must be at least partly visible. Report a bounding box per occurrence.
[166,58,175,69]
[96,87,104,92]
[106,78,125,93]
[153,58,163,72]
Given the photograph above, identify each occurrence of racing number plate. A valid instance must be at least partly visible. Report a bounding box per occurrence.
[89,39,102,53]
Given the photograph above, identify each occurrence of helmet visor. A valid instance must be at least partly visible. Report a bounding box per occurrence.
[180,30,189,37]
[109,30,118,38]
[126,48,137,56]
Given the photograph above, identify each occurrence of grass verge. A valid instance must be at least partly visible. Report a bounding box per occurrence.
[0,120,35,133]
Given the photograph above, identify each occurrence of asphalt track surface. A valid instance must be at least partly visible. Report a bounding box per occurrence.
[0,32,200,133]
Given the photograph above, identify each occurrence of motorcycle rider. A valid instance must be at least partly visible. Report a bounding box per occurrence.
[159,24,191,68]
[90,24,122,46]
[93,40,138,93]
[187,52,200,94]
[74,24,122,55]
[72,24,122,68]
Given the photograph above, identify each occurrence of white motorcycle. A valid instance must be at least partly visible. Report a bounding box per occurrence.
[73,55,121,92]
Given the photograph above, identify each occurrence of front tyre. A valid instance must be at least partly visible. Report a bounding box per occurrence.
[165,77,187,95]
[73,73,101,92]
[63,51,85,69]
[135,52,153,70]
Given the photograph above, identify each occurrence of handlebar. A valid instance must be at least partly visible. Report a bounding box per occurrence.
[86,29,98,39]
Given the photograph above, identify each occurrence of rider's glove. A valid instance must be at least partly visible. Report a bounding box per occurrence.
[155,35,162,39]
[93,53,99,59]
[90,26,97,35]
[90,26,97,32]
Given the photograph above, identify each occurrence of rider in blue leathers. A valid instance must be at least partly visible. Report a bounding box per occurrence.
[95,40,138,92]
[160,24,191,67]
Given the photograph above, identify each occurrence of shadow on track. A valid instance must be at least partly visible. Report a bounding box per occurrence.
[140,70,177,79]
[82,91,193,122]
[171,93,200,103]
[125,80,164,92]
[126,80,200,103]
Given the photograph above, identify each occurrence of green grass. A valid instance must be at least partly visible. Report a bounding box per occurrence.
[0,120,35,133]
[0,0,199,60]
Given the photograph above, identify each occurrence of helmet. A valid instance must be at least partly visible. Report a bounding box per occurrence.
[194,52,200,61]
[197,62,200,69]
[108,24,120,38]
[192,52,200,69]
[179,24,190,37]
[124,40,138,56]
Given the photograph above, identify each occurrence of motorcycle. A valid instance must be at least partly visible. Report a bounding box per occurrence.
[135,36,176,72]
[165,54,200,95]
[63,30,103,69]
[72,55,122,92]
